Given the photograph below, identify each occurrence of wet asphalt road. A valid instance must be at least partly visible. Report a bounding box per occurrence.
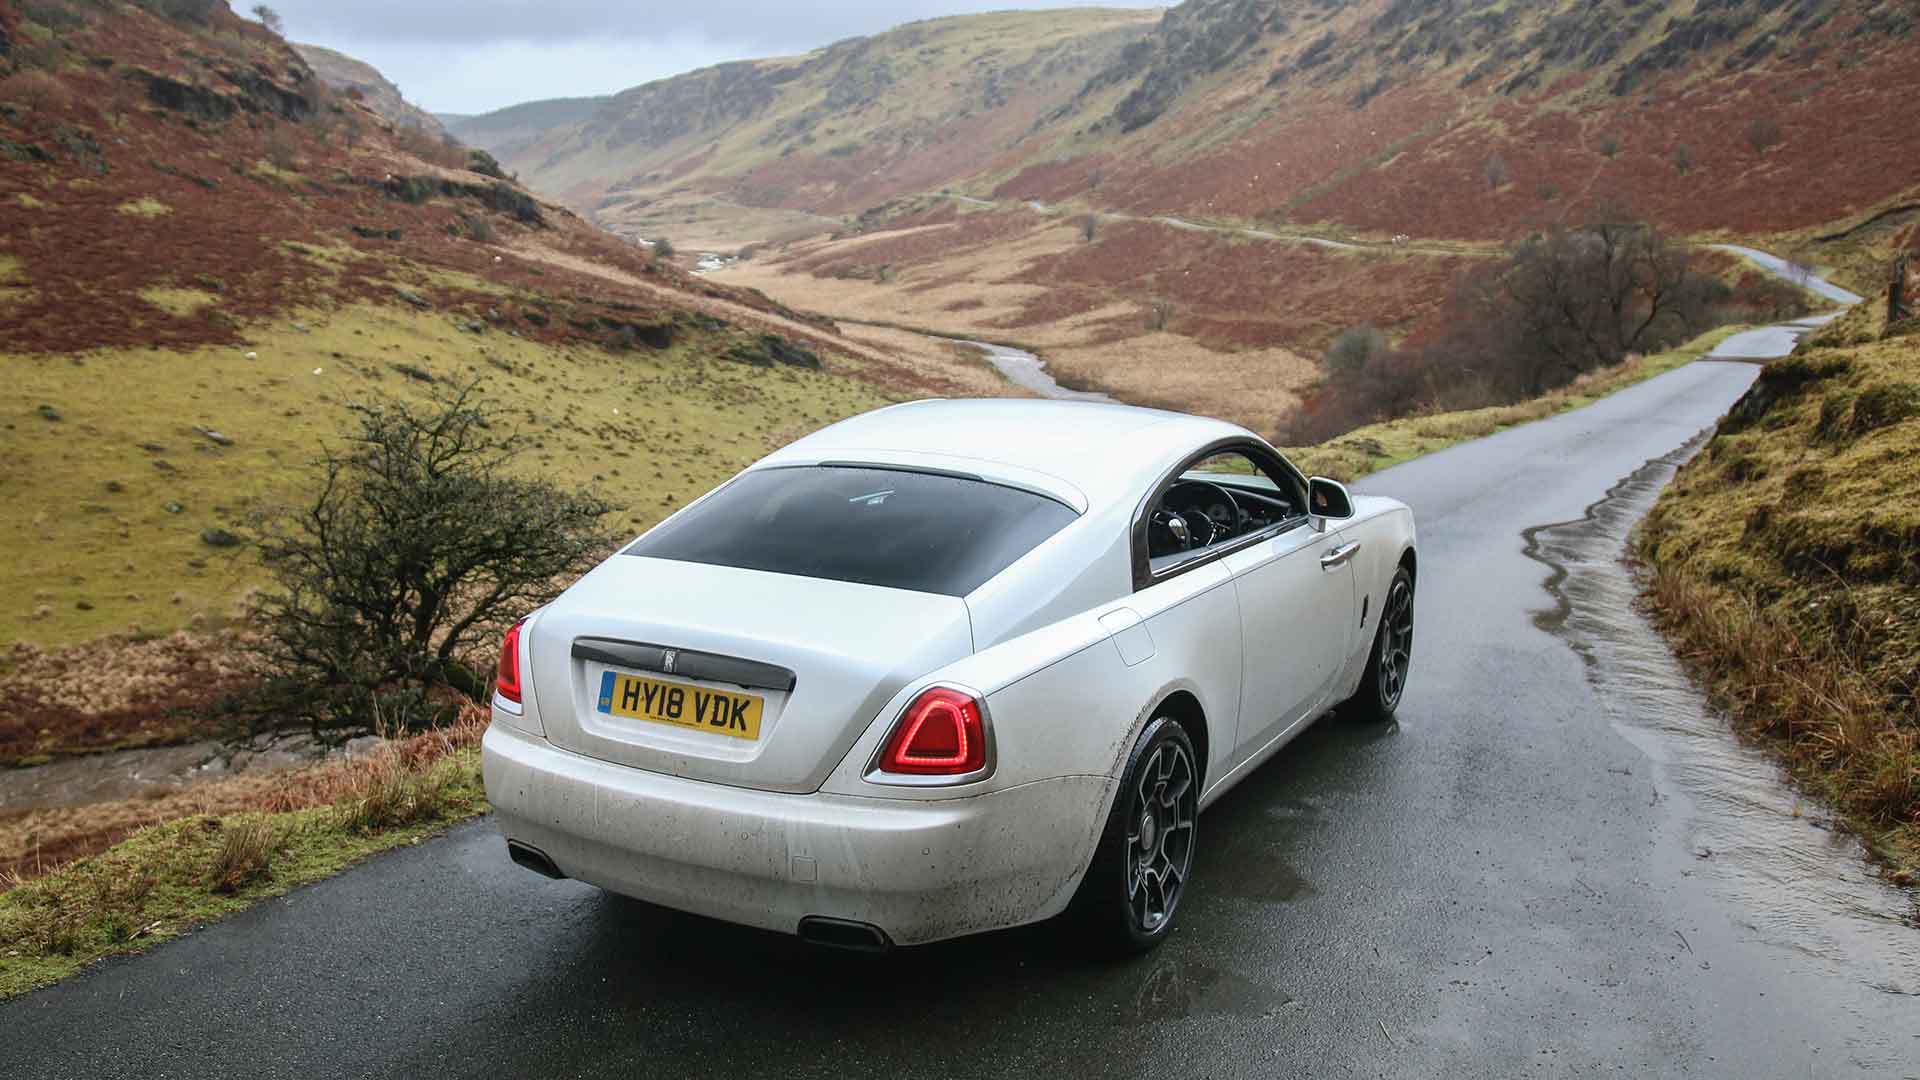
[7,360,1916,1078]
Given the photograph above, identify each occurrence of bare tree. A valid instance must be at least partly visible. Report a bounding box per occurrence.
[1078,214,1099,243]
[1745,116,1783,156]
[1147,301,1173,332]
[250,4,284,35]
[1784,245,1820,286]
[1673,143,1695,175]
[245,382,616,739]
[1484,153,1510,191]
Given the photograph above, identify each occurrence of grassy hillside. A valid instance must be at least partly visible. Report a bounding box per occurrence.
[464,0,1920,253]
[0,0,970,765]
[1641,252,1920,879]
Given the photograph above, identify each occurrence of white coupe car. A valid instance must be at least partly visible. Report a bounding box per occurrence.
[483,399,1416,951]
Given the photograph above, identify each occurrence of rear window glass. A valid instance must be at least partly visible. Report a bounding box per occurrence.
[625,465,1078,596]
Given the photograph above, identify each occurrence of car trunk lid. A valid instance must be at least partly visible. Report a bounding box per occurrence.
[527,555,974,793]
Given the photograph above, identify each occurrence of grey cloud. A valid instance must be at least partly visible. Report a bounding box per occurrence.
[260,1,1163,50]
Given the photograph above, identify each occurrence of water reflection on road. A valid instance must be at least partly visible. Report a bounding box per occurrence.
[1525,436,1919,1001]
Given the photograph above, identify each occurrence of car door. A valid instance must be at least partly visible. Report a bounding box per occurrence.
[1182,449,1355,761]
[1224,518,1356,759]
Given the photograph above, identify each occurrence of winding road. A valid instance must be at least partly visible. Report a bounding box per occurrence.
[7,269,1915,1078]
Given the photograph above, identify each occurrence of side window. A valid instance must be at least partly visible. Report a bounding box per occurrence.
[1144,448,1306,566]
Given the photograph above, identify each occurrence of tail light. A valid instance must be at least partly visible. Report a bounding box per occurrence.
[874,686,989,778]
[496,620,525,705]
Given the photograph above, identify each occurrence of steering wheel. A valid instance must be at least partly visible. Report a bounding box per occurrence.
[1159,479,1243,548]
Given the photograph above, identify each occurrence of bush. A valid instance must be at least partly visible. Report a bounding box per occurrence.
[1325,325,1388,378]
[1285,217,1732,443]
[652,236,676,258]
[1746,116,1783,155]
[1483,154,1510,190]
[244,382,617,741]
[137,0,222,24]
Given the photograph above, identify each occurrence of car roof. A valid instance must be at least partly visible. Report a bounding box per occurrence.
[759,399,1259,512]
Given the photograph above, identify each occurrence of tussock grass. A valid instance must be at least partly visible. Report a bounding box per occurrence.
[1641,296,1919,882]
[1289,324,1749,481]
[0,706,490,997]
[114,197,172,218]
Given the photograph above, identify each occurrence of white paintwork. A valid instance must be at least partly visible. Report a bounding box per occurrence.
[484,400,1417,945]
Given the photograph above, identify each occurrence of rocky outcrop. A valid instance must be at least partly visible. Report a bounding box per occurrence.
[293,43,447,137]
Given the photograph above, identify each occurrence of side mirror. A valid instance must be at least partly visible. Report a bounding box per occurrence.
[1308,477,1355,526]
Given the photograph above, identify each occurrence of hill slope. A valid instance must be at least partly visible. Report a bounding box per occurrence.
[0,0,985,673]
[293,42,448,139]
[465,0,1920,247]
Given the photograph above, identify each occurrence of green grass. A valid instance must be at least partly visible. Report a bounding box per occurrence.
[2,301,895,649]
[114,197,172,218]
[1287,324,1751,481]
[0,749,486,999]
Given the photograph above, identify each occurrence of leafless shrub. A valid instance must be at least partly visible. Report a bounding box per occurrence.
[1147,301,1172,331]
[262,130,298,172]
[1746,116,1783,155]
[1673,143,1696,174]
[1078,214,1099,243]
[1598,134,1621,159]
[1483,153,1510,191]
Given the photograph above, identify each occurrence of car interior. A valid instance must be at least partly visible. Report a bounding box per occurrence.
[1146,450,1308,561]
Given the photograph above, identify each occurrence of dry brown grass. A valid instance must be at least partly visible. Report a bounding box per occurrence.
[205,815,279,893]
[715,223,1323,432]
[1,704,489,882]
[1645,569,1917,880]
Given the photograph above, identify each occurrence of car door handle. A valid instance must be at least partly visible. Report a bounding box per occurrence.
[1319,541,1361,570]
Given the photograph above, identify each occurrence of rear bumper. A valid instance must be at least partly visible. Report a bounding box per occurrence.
[481,722,1112,945]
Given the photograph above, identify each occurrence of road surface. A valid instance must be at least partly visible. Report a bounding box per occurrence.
[1710,244,1866,306]
[8,344,1915,1076]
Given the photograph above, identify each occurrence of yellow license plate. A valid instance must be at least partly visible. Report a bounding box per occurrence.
[595,671,763,740]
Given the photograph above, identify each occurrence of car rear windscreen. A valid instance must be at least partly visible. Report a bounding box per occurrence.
[624,465,1078,596]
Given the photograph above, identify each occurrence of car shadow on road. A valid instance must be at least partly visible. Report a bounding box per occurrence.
[436,713,1408,1074]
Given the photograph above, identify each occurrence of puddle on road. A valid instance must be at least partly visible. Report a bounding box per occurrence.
[1113,956,1295,1026]
[1523,434,1919,997]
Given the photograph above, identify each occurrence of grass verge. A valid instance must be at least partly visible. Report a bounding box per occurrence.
[1287,324,1752,481]
[0,706,490,998]
[1638,296,1918,884]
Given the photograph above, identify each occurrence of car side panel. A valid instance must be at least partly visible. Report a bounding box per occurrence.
[1327,500,1418,705]
[819,561,1243,803]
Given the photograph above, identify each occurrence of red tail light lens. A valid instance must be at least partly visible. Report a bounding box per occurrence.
[877,687,988,775]
[496,620,525,704]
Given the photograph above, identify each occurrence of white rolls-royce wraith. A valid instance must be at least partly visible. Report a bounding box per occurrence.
[483,399,1417,952]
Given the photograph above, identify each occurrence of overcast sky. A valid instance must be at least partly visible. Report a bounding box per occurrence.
[244,1,1166,116]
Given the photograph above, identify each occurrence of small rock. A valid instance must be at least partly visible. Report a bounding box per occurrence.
[393,286,432,310]
[194,426,234,446]
[291,323,308,333]
[138,442,165,453]
[30,605,51,621]
[75,600,93,611]
[244,351,258,360]
[153,459,178,473]
[312,367,324,375]
[162,501,184,514]
[36,404,61,422]
[105,480,124,493]
[199,528,242,548]
[186,559,206,570]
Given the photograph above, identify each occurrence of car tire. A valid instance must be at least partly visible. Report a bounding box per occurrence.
[1345,564,1414,722]
[1068,715,1199,954]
